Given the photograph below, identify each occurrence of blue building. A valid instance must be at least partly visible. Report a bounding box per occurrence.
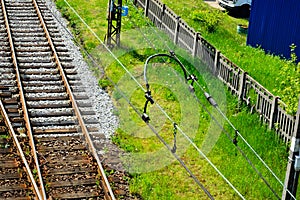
[247,0,300,62]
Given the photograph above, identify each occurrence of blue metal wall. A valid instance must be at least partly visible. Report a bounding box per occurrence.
[247,0,300,62]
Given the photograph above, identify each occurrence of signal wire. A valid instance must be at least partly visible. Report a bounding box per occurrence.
[50,1,247,199]
[48,0,218,198]
[104,70,215,199]
[126,2,296,199]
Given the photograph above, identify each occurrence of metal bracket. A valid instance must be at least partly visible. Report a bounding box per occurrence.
[145,91,154,104]
[233,130,238,146]
[171,123,177,153]
[142,91,154,122]
[187,74,197,92]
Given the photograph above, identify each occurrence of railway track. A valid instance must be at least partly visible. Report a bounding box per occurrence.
[0,102,40,199]
[0,0,116,199]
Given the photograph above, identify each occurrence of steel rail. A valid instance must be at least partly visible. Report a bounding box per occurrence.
[0,100,43,200]
[1,0,47,199]
[33,0,116,199]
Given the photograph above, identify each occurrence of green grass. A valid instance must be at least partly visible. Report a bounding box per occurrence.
[54,0,299,199]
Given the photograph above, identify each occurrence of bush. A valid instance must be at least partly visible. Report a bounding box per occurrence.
[191,10,224,33]
[275,44,300,114]
[98,78,112,90]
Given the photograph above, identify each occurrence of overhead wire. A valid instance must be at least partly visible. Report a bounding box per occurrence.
[47,0,216,198]
[48,0,253,199]
[95,61,216,199]
[83,48,215,199]
[125,1,292,199]
[47,0,290,199]
[121,8,248,199]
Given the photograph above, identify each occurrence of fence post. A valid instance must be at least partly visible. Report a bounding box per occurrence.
[237,71,247,101]
[144,0,150,17]
[269,96,279,129]
[282,98,300,200]
[213,50,220,75]
[159,4,166,28]
[173,16,180,44]
[192,32,200,57]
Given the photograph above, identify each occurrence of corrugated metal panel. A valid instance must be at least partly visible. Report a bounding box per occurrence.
[247,0,300,62]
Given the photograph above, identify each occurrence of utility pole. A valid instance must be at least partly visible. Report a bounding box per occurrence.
[106,0,122,48]
[282,99,300,200]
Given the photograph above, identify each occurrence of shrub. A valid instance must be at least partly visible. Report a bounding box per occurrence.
[191,9,223,33]
[98,78,112,90]
[275,44,300,114]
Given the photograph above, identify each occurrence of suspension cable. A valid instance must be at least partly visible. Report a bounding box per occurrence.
[47,1,276,199]
[81,47,215,199]
[47,0,218,198]
[127,1,296,199]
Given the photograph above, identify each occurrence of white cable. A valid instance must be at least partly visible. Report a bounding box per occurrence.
[155,103,246,199]
[61,1,247,199]
[127,2,297,199]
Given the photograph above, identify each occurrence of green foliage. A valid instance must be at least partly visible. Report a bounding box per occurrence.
[164,89,176,101]
[0,134,9,139]
[122,4,151,30]
[111,130,141,152]
[274,44,300,114]
[98,78,112,90]
[191,9,224,33]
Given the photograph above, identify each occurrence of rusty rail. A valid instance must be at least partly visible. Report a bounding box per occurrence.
[33,0,116,199]
[0,100,42,199]
[1,0,47,198]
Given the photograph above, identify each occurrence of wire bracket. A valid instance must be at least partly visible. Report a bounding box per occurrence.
[171,123,177,153]
[187,74,198,92]
[233,130,238,146]
[142,90,154,122]
[204,92,218,107]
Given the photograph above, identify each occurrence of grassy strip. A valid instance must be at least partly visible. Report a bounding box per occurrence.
[54,0,298,199]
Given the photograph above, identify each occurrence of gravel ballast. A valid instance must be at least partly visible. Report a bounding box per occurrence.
[44,0,119,139]
[41,1,142,199]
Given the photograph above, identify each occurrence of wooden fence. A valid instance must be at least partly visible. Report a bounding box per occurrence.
[134,0,298,144]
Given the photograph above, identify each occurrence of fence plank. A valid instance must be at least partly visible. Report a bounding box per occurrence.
[173,16,180,44]
[213,50,220,75]
[192,32,200,57]
[144,0,149,16]
[159,4,166,28]
[269,96,279,129]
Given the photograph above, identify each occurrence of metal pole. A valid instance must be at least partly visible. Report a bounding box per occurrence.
[106,0,122,48]
[106,0,113,47]
[282,98,300,200]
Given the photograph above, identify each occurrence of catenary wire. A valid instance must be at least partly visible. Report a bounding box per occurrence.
[126,1,297,199]
[56,1,247,199]
[48,0,283,199]
[46,0,217,198]
[144,53,279,200]
[51,0,247,198]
